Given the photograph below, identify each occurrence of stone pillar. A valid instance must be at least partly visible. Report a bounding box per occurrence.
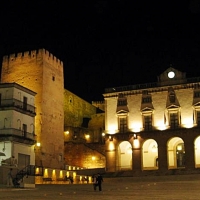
[132,148,142,170]
[184,136,195,170]
[157,140,168,174]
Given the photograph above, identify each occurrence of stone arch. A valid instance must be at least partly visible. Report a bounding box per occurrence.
[167,137,185,169]
[117,141,132,171]
[194,135,200,168]
[142,139,158,170]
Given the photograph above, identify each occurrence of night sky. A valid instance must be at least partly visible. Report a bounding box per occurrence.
[0,1,200,102]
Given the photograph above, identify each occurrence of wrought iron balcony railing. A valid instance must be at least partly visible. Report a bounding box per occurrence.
[0,98,36,115]
[0,128,35,140]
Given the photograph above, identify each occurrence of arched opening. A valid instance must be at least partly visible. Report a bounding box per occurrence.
[117,141,132,171]
[142,139,158,170]
[167,137,185,169]
[194,136,200,168]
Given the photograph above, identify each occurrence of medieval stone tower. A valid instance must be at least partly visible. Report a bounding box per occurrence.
[1,49,64,169]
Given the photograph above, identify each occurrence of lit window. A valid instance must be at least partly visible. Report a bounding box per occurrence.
[119,117,127,133]
[196,111,200,126]
[144,115,152,131]
[170,112,179,129]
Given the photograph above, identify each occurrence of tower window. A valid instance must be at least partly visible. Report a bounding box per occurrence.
[52,76,55,81]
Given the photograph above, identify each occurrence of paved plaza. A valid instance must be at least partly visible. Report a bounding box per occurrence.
[1,174,200,200]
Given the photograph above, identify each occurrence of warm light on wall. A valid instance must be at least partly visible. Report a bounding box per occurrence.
[108,142,115,151]
[107,124,117,134]
[59,170,63,178]
[133,139,140,148]
[152,145,157,152]
[36,167,39,174]
[182,122,194,129]
[65,131,69,135]
[130,122,142,133]
[85,134,90,139]
[127,147,132,154]
[182,117,194,128]
[92,156,95,160]
[102,133,105,137]
[44,169,48,177]
[36,142,41,147]
[157,125,167,131]
[156,121,168,131]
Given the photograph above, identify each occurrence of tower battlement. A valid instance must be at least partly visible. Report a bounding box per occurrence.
[2,49,63,68]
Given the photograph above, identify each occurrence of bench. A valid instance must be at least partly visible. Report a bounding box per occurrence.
[43,178,53,183]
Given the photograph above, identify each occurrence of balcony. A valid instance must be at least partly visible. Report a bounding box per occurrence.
[104,76,200,94]
[0,99,36,116]
[0,128,36,141]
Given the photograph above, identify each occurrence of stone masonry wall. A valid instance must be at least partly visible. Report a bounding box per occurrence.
[1,49,64,169]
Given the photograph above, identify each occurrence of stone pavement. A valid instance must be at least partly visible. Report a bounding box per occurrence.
[1,174,200,199]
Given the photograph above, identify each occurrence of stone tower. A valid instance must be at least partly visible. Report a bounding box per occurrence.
[1,49,64,169]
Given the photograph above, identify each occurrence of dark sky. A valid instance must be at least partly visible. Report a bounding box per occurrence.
[0,1,200,102]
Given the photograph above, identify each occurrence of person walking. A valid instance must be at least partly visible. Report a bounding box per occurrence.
[96,173,103,191]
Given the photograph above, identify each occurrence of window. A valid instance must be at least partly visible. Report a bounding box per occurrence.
[142,97,152,103]
[119,117,127,133]
[170,113,179,129]
[22,124,27,137]
[169,93,175,103]
[168,87,176,104]
[144,115,152,131]
[52,76,55,81]
[196,111,200,126]
[194,91,200,98]
[23,97,27,110]
[118,99,127,106]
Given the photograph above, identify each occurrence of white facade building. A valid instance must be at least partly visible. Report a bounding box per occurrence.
[103,67,200,175]
[0,83,36,186]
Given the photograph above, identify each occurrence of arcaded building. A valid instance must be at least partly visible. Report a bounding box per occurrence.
[103,67,200,175]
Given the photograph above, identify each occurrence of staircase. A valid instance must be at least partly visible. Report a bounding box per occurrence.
[12,165,43,187]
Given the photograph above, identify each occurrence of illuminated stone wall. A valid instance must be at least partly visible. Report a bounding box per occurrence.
[105,87,194,134]
[64,142,105,169]
[1,49,64,169]
[63,89,97,127]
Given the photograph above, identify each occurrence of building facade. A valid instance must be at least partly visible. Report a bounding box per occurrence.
[0,49,105,185]
[1,49,65,169]
[0,83,36,186]
[103,67,200,175]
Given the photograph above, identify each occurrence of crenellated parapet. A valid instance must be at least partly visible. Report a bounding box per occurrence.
[2,49,63,68]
